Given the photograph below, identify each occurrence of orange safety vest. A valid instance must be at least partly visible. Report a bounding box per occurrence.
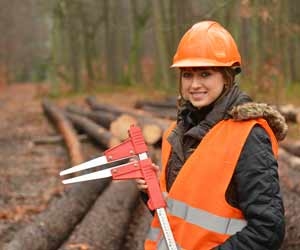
[145,119,278,250]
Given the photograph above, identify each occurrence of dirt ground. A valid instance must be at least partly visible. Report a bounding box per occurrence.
[0,83,144,248]
[0,84,67,247]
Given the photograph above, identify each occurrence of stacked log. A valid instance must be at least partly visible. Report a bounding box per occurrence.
[3,100,110,250]
[58,181,140,250]
[86,96,173,144]
[278,104,300,123]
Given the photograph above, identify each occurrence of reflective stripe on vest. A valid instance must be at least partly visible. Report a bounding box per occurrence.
[147,195,247,249]
[148,227,183,250]
[147,227,161,241]
[162,191,246,234]
[167,197,247,235]
[157,234,183,250]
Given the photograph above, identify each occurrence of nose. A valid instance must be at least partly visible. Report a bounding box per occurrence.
[190,75,202,88]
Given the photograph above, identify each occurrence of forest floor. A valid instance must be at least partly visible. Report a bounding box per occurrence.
[0,83,150,248]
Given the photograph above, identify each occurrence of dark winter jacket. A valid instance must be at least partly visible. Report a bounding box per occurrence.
[141,85,287,250]
[165,87,287,250]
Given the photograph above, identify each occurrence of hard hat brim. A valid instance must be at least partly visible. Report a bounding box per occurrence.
[170,58,240,68]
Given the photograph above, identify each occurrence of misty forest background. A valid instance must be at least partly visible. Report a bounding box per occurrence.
[0,0,299,104]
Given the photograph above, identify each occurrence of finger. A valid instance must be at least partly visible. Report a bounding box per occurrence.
[138,184,148,189]
[137,184,148,192]
[152,163,159,170]
[135,179,146,185]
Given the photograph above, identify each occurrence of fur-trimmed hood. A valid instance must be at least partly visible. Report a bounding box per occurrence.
[229,102,288,141]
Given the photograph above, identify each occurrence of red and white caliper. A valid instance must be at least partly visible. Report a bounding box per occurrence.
[60,125,178,250]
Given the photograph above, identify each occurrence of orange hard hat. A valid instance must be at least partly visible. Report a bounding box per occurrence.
[171,21,241,72]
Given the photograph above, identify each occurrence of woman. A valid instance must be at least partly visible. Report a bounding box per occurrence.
[137,20,287,250]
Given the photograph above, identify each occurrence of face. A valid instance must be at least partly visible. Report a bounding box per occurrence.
[180,67,225,108]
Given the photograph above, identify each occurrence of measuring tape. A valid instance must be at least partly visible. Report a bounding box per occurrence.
[157,208,178,250]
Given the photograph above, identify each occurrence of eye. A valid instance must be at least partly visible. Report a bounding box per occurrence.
[182,71,193,78]
[199,71,211,77]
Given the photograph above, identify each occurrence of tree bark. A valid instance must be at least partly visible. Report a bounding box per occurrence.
[65,112,121,149]
[280,139,300,157]
[65,105,118,130]
[58,181,140,250]
[134,99,177,109]
[279,148,300,173]
[135,105,177,120]
[33,134,88,145]
[278,148,300,250]
[151,0,171,88]
[3,179,110,250]
[122,199,152,250]
[278,104,300,123]
[42,99,84,166]
[3,99,112,250]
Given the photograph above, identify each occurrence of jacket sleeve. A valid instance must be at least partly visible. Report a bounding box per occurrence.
[215,125,285,250]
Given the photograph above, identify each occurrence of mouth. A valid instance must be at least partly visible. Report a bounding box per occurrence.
[190,92,207,100]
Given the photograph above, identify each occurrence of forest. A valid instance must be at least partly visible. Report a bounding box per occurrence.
[0,0,300,101]
[0,1,300,250]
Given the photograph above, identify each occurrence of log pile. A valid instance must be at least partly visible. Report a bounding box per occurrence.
[4,96,300,250]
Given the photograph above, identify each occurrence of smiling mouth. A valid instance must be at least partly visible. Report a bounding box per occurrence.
[191,92,207,99]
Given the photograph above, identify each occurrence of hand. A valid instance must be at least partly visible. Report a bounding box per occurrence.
[135,163,160,193]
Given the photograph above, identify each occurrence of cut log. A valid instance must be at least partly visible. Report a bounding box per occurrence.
[278,104,300,123]
[86,95,174,127]
[110,114,139,141]
[58,181,139,250]
[279,180,300,250]
[278,150,300,250]
[134,98,177,120]
[42,99,84,166]
[280,139,300,157]
[136,105,177,120]
[3,99,111,250]
[122,199,152,250]
[278,148,300,194]
[66,105,162,144]
[278,148,300,171]
[33,134,89,145]
[134,99,177,109]
[3,179,110,250]
[66,112,121,149]
[86,96,173,144]
[86,96,123,116]
[142,123,164,145]
[65,105,118,129]
[109,113,167,145]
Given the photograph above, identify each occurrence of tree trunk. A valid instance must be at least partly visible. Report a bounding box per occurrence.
[151,0,171,88]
